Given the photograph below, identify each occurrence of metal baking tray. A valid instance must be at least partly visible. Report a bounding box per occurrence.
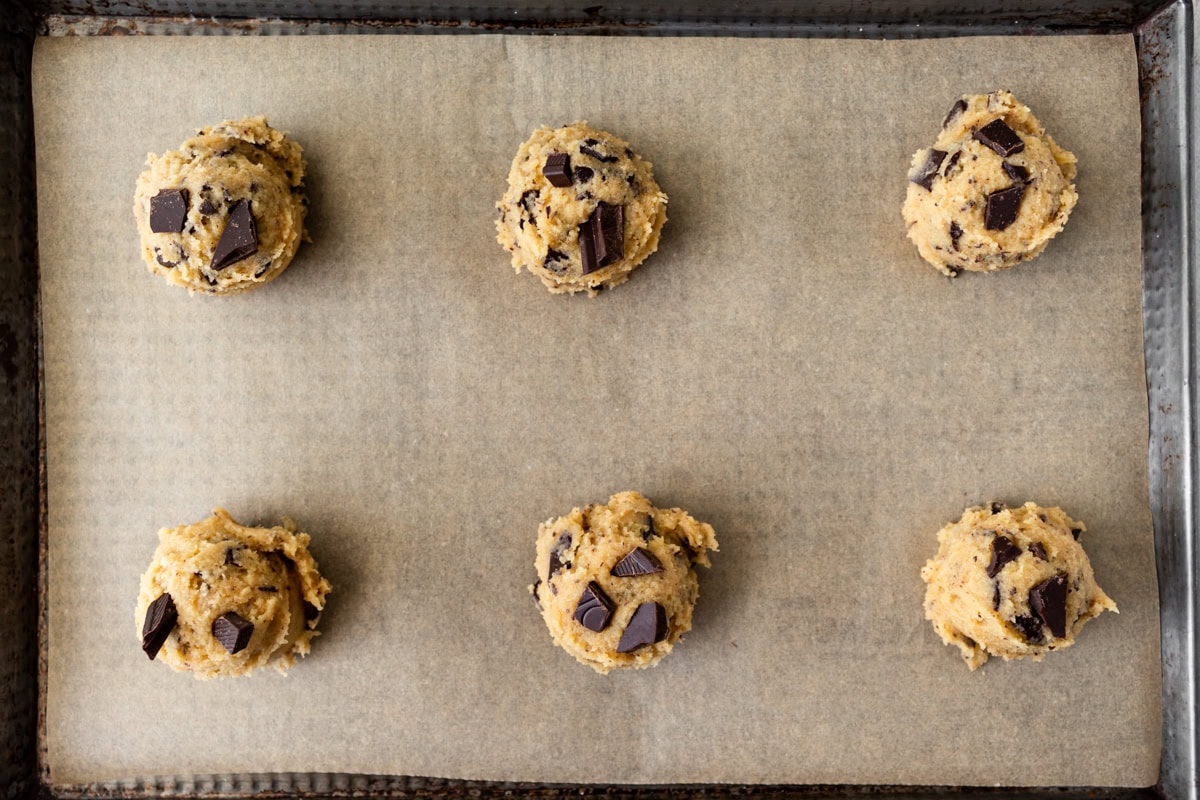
[0,1,1194,797]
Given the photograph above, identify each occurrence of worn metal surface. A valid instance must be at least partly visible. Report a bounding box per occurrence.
[1,0,1192,798]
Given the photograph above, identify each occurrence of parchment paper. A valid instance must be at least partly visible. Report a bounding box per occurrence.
[35,34,1160,787]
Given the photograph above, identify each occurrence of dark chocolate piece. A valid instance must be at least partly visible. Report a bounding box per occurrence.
[257,585,278,593]
[943,150,961,177]
[154,250,178,269]
[989,502,1007,514]
[617,602,668,652]
[573,166,594,184]
[1013,614,1043,643]
[643,515,656,541]
[911,149,947,191]
[519,189,539,213]
[210,199,258,271]
[973,119,1025,157]
[224,548,238,566]
[943,98,968,129]
[141,593,177,660]
[579,144,618,163]
[548,531,572,578]
[573,581,614,632]
[1002,161,1030,182]
[212,611,254,654]
[199,198,218,215]
[986,535,1021,578]
[1029,542,1048,561]
[149,189,189,233]
[992,582,1001,610]
[543,248,568,274]
[1029,574,1068,638]
[949,221,963,251]
[984,184,1026,231]
[1071,528,1083,540]
[612,547,663,577]
[543,153,572,187]
[579,202,624,274]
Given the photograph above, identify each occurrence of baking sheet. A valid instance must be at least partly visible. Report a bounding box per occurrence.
[34,33,1160,787]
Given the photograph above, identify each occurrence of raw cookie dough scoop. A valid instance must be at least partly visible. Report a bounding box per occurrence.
[902,91,1077,275]
[133,116,308,295]
[921,502,1116,670]
[532,491,718,673]
[136,508,331,679]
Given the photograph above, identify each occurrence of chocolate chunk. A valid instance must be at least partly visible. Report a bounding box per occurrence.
[989,502,1007,514]
[617,602,668,652]
[543,248,568,274]
[643,515,656,541]
[573,581,614,632]
[984,184,1026,231]
[548,531,572,578]
[986,535,1021,578]
[943,98,968,129]
[212,611,254,654]
[257,585,278,593]
[612,547,663,577]
[224,548,237,566]
[141,593,177,660]
[911,148,947,191]
[1029,542,1048,561]
[1070,528,1083,540]
[949,221,963,251]
[973,119,1025,157]
[519,188,539,213]
[579,144,619,163]
[211,199,258,271]
[579,202,624,274]
[199,198,217,215]
[154,250,178,269]
[1013,614,1043,643]
[943,150,961,176]
[1030,574,1068,638]
[149,188,189,233]
[543,153,572,187]
[992,582,1001,610]
[573,166,594,184]
[1002,161,1030,182]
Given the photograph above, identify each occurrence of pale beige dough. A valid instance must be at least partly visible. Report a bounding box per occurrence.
[921,502,1116,670]
[135,508,331,679]
[496,122,667,295]
[133,116,307,295]
[902,91,1078,275]
[532,491,718,673]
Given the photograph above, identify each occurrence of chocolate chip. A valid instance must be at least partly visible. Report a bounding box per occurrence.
[573,166,594,184]
[573,581,614,632]
[154,250,178,269]
[1030,574,1068,638]
[543,249,568,274]
[973,119,1025,157]
[1013,614,1043,643]
[212,611,254,654]
[617,602,668,652]
[199,199,217,215]
[149,189,189,233]
[1070,528,1083,540]
[211,199,259,271]
[943,150,961,177]
[579,144,618,163]
[643,515,656,541]
[548,531,572,578]
[141,593,177,660]
[986,535,1021,578]
[984,184,1026,231]
[543,153,572,187]
[612,547,663,577]
[992,582,1001,610]
[949,221,963,251]
[519,189,539,213]
[1029,542,1048,561]
[1002,161,1030,182]
[911,148,947,191]
[257,585,278,593]
[224,548,237,566]
[943,98,968,129]
[579,202,624,274]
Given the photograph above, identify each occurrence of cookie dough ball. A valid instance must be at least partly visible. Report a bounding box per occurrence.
[921,502,1116,670]
[496,122,667,295]
[133,116,307,295]
[902,91,1077,275]
[532,491,718,673]
[136,508,331,679]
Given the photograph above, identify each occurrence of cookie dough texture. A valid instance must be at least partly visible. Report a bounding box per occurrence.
[133,116,307,295]
[921,502,1116,670]
[903,91,1078,275]
[496,122,667,295]
[136,508,331,679]
[532,491,718,673]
